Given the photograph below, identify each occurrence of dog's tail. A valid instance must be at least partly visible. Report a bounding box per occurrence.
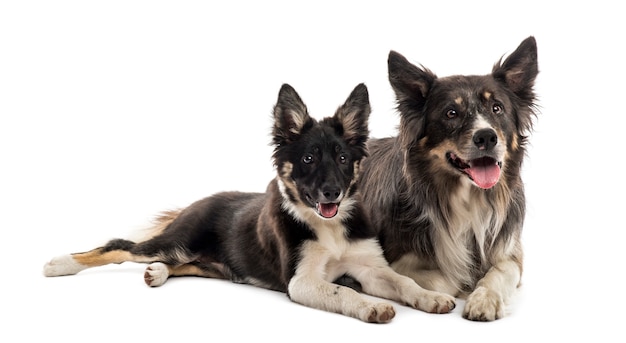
[127,209,183,243]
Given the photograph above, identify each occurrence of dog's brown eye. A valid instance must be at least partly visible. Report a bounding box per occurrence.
[303,155,313,164]
[492,103,503,114]
[339,154,347,164]
[446,109,457,119]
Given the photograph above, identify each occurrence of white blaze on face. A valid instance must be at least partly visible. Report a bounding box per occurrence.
[465,115,503,190]
[473,115,493,132]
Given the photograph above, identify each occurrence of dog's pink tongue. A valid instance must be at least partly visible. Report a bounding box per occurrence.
[318,203,339,218]
[466,159,501,189]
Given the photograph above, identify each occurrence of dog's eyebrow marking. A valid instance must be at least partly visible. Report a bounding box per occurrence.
[483,91,492,100]
[454,97,463,105]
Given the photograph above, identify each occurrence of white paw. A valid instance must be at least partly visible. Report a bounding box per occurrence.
[359,302,396,323]
[144,262,169,287]
[43,254,87,277]
[410,289,456,314]
[463,286,504,321]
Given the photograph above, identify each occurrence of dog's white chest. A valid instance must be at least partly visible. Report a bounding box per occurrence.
[310,221,350,261]
[295,221,384,282]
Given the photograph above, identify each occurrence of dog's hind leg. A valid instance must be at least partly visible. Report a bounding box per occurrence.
[43,239,155,277]
[44,210,183,277]
[144,262,227,287]
[43,238,192,280]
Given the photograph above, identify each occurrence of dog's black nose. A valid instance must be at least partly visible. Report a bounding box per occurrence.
[473,129,498,151]
[322,187,342,202]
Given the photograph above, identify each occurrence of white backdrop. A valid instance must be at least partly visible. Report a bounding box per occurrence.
[2,1,623,342]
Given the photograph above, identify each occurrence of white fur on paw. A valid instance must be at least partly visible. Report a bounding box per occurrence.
[360,302,396,323]
[463,286,504,321]
[411,289,456,314]
[43,254,87,277]
[144,262,169,287]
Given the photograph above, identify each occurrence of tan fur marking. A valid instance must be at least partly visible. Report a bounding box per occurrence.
[280,161,293,179]
[455,97,463,105]
[278,162,304,209]
[483,91,492,100]
[427,140,456,170]
[511,134,519,151]
[349,160,360,188]
[72,249,136,267]
[168,264,225,278]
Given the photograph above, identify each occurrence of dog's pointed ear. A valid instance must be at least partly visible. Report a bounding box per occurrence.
[272,84,312,146]
[334,83,370,149]
[492,36,538,102]
[388,51,436,147]
[388,50,437,111]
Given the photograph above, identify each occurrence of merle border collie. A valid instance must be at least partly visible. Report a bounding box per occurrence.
[358,37,538,321]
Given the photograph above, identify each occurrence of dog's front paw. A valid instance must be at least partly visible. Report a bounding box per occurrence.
[361,303,396,323]
[411,289,456,314]
[463,286,504,321]
[43,254,87,277]
[144,262,169,287]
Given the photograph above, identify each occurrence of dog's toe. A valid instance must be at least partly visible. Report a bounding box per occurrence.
[364,303,395,323]
[462,286,503,321]
[431,294,456,313]
[412,290,456,314]
[144,262,169,287]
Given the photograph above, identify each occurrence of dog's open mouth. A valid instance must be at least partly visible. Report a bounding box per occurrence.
[447,153,502,189]
[316,202,339,219]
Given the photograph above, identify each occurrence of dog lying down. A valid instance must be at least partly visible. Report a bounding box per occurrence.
[44,83,455,323]
[358,36,539,321]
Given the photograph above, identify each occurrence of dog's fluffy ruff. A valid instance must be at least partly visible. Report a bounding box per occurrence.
[359,37,538,321]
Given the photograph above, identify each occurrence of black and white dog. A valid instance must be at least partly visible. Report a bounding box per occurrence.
[358,37,539,321]
[44,83,455,323]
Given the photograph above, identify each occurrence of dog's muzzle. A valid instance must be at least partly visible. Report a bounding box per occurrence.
[316,202,339,218]
[447,153,502,189]
[306,189,343,219]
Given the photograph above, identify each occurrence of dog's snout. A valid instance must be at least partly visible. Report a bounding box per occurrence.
[473,128,498,151]
[322,186,342,202]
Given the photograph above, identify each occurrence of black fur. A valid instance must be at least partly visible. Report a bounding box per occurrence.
[45,83,458,323]
[108,84,372,292]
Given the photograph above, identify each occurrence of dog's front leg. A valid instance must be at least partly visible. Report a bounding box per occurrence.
[344,241,456,314]
[289,241,396,323]
[463,259,521,321]
[358,266,456,314]
[288,274,395,323]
